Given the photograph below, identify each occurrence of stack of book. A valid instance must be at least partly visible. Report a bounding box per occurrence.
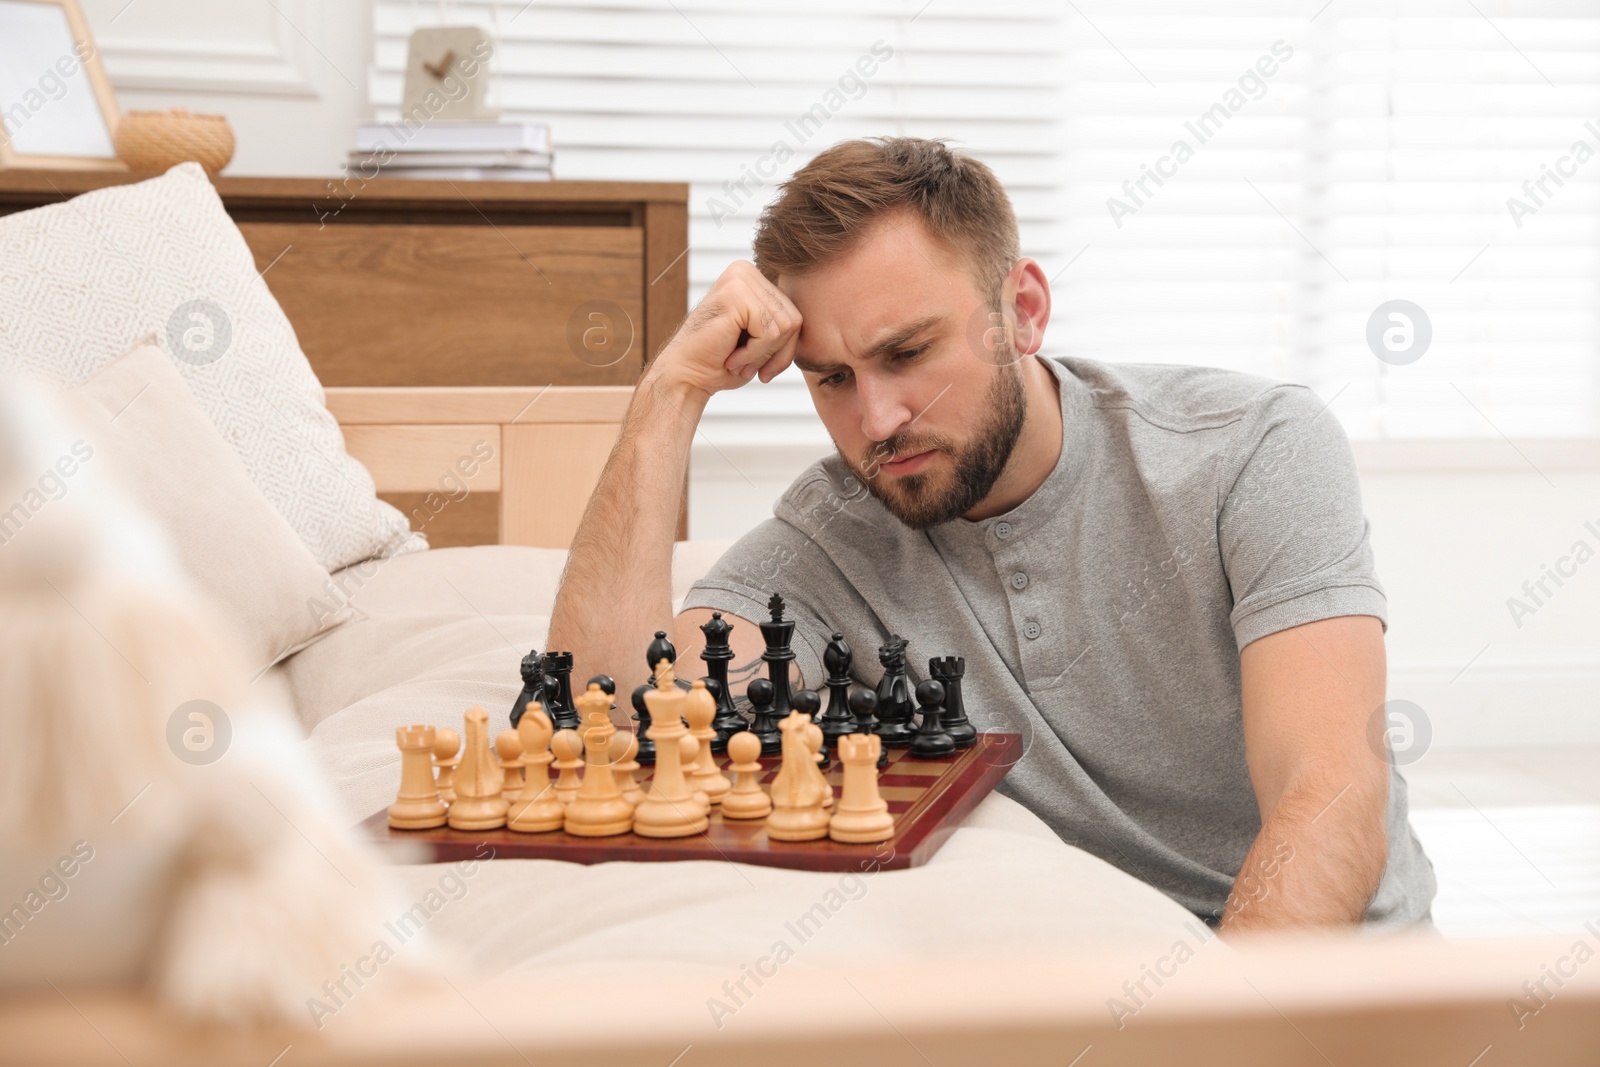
[350,121,552,181]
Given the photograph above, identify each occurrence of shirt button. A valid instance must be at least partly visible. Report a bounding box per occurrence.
[1010,572,1028,591]
[1022,621,1042,640]
[995,521,1013,540]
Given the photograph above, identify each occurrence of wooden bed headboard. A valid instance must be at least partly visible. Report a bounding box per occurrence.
[0,170,690,548]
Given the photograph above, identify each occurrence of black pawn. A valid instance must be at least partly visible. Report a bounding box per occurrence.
[819,632,858,756]
[510,648,543,729]
[874,636,915,747]
[848,686,889,770]
[631,682,656,765]
[759,593,797,719]
[541,651,579,732]
[747,677,782,757]
[909,679,956,760]
[700,613,744,745]
[929,657,977,748]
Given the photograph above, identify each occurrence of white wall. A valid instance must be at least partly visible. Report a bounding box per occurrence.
[80,0,1599,753]
[80,0,370,176]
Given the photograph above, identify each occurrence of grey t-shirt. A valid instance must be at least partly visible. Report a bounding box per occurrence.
[686,355,1436,925]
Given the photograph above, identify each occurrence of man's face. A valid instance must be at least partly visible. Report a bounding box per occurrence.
[781,211,1026,530]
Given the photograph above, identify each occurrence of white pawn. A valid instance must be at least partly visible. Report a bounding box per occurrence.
[496,729,524,804]
[721,731,772,821]
[551,729,585,806]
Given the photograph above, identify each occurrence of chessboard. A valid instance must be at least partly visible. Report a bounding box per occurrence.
[364,732,1020,872]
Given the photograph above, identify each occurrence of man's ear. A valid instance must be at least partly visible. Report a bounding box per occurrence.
[1006,258,1052,358]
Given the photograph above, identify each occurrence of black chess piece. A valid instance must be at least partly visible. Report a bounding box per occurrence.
[874,636,915,747]
[589,674,616,697]
[848,686,890,770]
[631,682,656,765]
[928,656,977,748]
[909,679,956,760]
[510,648,544,728]
[819,632,858,758]
[541,651,579,731]
[747,677,782,757]
[759,593,796,720]
[700,613,745,746]
[644,629,692,691]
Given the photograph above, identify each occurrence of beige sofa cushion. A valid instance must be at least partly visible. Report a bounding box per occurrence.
[63,342,348,670]
[0,162,414,571]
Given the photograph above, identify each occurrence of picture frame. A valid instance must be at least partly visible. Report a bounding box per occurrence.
[0,0,125,171]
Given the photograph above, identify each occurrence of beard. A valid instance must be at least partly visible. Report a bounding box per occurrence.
[845,362,1028,531]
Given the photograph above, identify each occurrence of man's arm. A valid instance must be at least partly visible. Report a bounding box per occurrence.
[1219,614,1390,933]
[545,262,802,688]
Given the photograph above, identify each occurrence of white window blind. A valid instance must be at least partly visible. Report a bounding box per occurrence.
[372,0,1600,439]
[1057,0,1600,438]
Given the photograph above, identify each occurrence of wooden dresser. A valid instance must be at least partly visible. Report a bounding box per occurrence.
[0,171,690,547]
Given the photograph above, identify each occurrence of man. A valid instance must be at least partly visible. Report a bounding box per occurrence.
[547,137,1436,931]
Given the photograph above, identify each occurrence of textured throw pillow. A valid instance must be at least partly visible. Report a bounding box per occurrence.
[0,162,415,572]
[61,341,350,670]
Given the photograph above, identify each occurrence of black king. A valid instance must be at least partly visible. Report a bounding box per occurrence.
[759,592,796,720]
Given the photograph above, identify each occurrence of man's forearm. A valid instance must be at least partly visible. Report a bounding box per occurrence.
[1218,773,1388,933]
[545,374,706,688]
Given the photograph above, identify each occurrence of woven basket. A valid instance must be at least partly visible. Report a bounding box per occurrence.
[114,108,235,176]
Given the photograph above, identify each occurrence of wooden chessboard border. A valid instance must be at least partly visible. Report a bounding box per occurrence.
[362,732,1022,872]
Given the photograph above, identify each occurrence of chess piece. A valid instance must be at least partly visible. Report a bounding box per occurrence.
[683,734,711,814]
[550,729,586,806]
[577,681,616,747]
[929,656,978,748]
[819,633,858,757]
[632,661,710,837]
[909,679,957,760]
[700,613,745,748]
[541,651,580,731]
[564,723,634,837]
[509,706,563,832]
[432,726,461,803]
[495,729,524,804]
[766,711,831,841]
[759,593,796,719]
[806,719,833,808]
[389,725,448,829]
[874,636,915,747]
[849,687,890,770]
[631,682,656,765]
[611,731,644,807]
[447,706,509,830]
[644,630,693,691]
[702,677,740,753]
[685,679,731,805]
[747,677,782,757]
[721,730,772,820]
[829,733,895,843]
[510,648,544,729]
[792,688,828,770]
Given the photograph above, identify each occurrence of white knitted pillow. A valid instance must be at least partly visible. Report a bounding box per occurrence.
[0,163,416,572]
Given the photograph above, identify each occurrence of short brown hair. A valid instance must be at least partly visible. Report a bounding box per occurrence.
[752,137,1020,305]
